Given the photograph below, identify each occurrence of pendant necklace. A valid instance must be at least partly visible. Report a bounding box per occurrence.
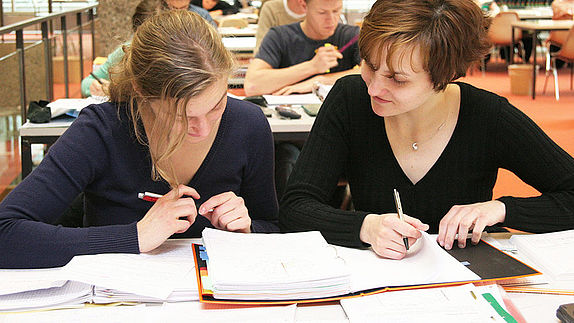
[408,106,451,152]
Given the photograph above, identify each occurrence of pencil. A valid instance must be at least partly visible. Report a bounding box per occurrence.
[90,72,104,85]
[393,189,410,251]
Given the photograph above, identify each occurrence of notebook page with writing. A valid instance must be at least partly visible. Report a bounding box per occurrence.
[337,232,480,293]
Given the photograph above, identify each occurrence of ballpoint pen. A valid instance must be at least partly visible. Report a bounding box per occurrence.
[137,191,163,202]
[90,72,104,85]
[138,191,214,212]
[393,189,410,251]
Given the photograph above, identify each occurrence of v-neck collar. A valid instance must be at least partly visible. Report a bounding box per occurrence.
[185,103,229,187]
[381,83,466,187]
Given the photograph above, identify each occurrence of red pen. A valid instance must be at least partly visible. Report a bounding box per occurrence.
[137,191,214,213]
[138,191,163,202]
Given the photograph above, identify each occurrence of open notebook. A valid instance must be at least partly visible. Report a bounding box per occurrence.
[194,229,539,304]
[0,240,198,312]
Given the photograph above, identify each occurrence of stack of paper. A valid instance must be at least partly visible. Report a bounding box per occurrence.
[201,228,351,300]
[0,240,199,312]
[63,240,198,304]
[0,281,93,312]
[501,230,574,295]
[510,230,574,281]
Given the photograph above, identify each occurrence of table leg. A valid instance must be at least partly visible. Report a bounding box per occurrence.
[511,26,515,65]
[532,30,537,99]
[20,137,32,179]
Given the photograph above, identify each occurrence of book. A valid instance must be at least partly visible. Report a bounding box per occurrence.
[194,229,538,304]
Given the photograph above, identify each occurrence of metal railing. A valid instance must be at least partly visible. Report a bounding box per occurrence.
[0,3,97,122]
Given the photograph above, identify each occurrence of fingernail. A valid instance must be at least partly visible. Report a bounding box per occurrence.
[198,208,204,215]
[445,243,451,250]
[438,240,444,247]
[458,243,464,249]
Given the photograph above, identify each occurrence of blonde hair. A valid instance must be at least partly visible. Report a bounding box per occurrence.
[359,0,491,91]
[108,10,235,187]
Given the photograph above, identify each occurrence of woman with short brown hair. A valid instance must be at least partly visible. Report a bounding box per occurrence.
[279,0,574,259]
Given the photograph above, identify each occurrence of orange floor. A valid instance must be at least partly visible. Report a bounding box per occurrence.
[1,60,574,200]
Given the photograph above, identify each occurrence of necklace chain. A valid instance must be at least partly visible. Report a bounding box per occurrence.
[411,117,448,151]
[390,105,451,152]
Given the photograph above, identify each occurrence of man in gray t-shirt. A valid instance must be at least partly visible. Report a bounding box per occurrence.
[245,0,360,96]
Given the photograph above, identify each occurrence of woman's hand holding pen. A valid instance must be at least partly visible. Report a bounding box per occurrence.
[359,213,429,260]
[437,200,506,250]
[137,185,200,253]
[89,78,110,97]
[198,192,252,233]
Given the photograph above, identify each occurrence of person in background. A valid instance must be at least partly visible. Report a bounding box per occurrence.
[255,0,306,51]
[279,0,574,260]
[0,10,278,269]
[549,0,574,68]
[244,0,360,96]
[81,0,215,98]
[191,0,239,17]
[81,0,162,97]
[163,0,217,24]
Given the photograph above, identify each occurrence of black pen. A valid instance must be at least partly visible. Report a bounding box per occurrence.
[393,189,410,250]
[90,72,104,85]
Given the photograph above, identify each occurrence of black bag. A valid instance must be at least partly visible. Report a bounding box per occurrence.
[27,100,51,123]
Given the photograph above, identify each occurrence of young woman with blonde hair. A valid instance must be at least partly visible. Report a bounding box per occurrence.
[0,10,278,268]
[279,0,574,259]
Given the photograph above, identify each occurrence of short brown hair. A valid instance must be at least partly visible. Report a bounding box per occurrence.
[359,0,491,91]
[109,10,235,187]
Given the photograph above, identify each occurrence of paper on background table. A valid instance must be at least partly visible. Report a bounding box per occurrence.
[48,96,107,118]
[341,283,509,323]
[263,93,322,106]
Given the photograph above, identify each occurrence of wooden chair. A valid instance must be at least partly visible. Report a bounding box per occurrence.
[487,12,524,63]
[543,26,574,101]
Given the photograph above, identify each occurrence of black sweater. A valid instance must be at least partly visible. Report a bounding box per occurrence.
[279,75,574,248]
[191,0,239,15]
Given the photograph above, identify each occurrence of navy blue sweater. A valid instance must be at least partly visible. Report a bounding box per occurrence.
[0,98,278,268]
